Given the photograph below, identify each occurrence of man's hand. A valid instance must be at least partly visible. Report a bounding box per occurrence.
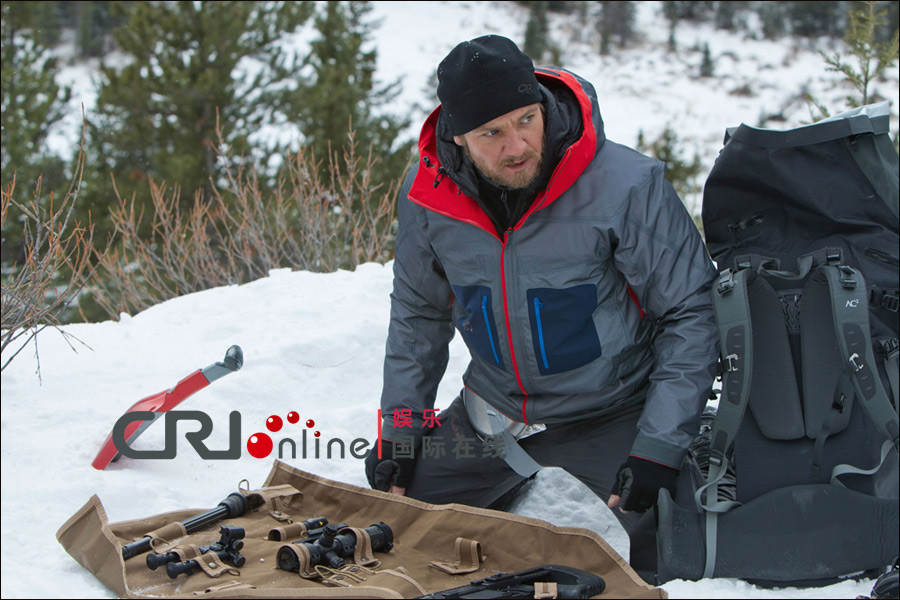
[608,455,678,513]
[365,440,416,495]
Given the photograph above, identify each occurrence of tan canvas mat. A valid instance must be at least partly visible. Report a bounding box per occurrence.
[57,460,665,599]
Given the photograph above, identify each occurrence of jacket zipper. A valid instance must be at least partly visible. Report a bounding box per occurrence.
[501,229,530,424]
[533,298,550,370]
[481,296,501,365]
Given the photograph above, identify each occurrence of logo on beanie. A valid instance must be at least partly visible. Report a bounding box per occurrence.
[518,83,534,93]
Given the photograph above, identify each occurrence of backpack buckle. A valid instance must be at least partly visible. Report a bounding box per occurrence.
[724,354,740,372]
[877,338,899,358]
[838,266,857,290]
[871,288,900,312]
[717,270,735,295]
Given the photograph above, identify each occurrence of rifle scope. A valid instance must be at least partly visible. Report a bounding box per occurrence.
[276,522,393,572]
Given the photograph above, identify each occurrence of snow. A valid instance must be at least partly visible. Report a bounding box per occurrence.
[4,1,896,598]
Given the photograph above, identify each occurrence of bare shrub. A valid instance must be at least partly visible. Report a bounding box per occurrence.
[1,151,103,376]
[90,127,401,319]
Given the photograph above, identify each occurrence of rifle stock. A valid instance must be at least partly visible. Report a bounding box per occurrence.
[416,564,605,599]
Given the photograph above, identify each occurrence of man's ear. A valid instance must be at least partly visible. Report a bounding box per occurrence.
[453,135,465,147]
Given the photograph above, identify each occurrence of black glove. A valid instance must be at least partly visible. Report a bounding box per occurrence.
[611,455,679,513]
[365,439,417,492]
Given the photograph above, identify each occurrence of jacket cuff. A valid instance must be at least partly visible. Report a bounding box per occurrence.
[629,434,686,470]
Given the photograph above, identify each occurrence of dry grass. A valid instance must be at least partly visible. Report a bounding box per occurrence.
[89,126,400,319]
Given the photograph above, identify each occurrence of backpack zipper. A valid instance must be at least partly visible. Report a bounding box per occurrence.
[864,247,899,267]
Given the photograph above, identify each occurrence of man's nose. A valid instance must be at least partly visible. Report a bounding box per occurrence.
[505,132,530,156]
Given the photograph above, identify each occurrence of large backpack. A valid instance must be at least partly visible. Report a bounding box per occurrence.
[656,102,899,586]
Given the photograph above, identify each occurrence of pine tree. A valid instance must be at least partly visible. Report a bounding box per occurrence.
[75,1,123,58]
[820,0,899,106]
[637,125,703,211]
[662,1,680,50]
[85,1,312,239]
[714,1,737,31]
[759,1,788,40]
[1,0,72,265]
[524,1,551,61]
[700,42,715,77]
[598,1,635,54]
[273,1,411,190]
[789,1,845,38]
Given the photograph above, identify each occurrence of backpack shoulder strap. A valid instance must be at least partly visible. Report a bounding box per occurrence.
[696,268,752,578]
[705,269,753,483]
[809,263,900,452]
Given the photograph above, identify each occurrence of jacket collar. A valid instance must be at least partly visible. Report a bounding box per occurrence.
[408,68,602,239]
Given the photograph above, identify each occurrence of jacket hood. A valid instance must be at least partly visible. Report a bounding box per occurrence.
[409,68,606,238]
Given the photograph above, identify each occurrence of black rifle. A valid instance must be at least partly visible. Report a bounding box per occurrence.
[121,492,251,560]
[416,564,606,599]
[276,522,393,572]
[163,526,246,579]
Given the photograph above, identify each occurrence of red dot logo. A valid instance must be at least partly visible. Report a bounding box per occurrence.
[306,419,315,428]
[247,433,273,458]
[266,415,283,432]
[314,431,321,438]
[287,411,300,424]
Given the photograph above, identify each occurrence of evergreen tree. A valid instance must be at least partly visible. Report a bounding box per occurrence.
[637,125,703,211]
[820,0,899,106]
[273,1,412,191]
[85,1,312,239]
[598,1,635,54]
[1,0,71,265]
[789,1,845,38]
[700,42,715,77]
[75,1,124,58]
[714,1,737,30]
[664,1,716,23]
[759,1,789,40]
[524,1,551,61]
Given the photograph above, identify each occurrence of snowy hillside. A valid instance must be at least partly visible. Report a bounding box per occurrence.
[3,2,896,599]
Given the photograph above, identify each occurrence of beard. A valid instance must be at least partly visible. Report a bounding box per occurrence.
[464,145,544,190]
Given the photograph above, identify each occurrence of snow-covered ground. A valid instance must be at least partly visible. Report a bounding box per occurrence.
[4,2,897,598]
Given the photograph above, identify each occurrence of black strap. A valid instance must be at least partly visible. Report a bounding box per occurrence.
[811,265,899,451]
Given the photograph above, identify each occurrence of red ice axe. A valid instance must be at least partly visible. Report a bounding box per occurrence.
[92,345,243,470]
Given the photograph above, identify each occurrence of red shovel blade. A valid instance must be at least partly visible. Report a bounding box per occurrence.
[92,346,242,470]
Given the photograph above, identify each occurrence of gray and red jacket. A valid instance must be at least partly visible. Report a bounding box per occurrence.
[380,67,719,468]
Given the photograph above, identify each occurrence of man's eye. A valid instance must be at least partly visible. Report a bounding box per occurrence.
[483,130,498,138]
[521,115,534,125]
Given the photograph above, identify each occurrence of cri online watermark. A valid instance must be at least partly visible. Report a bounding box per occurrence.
[111,409,510,461]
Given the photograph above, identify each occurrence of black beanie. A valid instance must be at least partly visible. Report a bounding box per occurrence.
[437,35,543,137]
